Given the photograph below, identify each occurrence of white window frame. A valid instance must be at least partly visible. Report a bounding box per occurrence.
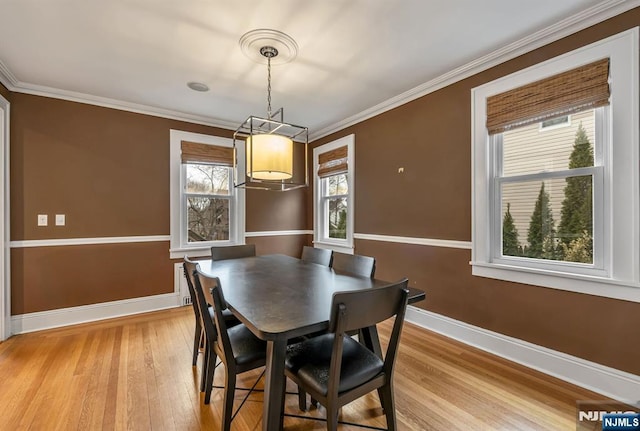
[471,28,640,303]
[169,130,245,258]
[313,134,355,254]
[0,94,9,341]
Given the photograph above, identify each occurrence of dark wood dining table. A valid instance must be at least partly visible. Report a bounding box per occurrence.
[198,254,425,431]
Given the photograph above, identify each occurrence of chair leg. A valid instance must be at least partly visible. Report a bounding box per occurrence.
[221,372,237,431]
[201,341,215,393]
[379,384,397,431]
[192,321,202,366]
[297,386,307,411]
[203,349,217,404]
[326,405,339,431]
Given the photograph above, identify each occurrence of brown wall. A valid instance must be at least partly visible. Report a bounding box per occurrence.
[309,8,640,375]
[0,82,10,101]
[10,94,307,314]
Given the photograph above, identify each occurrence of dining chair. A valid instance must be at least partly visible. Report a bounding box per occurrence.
[284,278,409,430]
[194,267,267,431]
[182,257,206,368]
[330,252,376,278]
[211,244,256,261]
[301,245,333,266]
[182,257,240,391]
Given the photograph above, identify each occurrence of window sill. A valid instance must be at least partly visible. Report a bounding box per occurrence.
[471,261,640,303]
[313,241,354,255]
[169,246,214,259]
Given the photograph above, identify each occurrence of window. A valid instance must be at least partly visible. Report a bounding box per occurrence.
[170,130,245,258]
[185,163,231,242]
[314,135,354,253]
[471,28,640,302]
[497,107,602,271]
[539,114,570,130]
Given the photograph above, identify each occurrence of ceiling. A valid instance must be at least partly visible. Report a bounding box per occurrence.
[0,0,629,139]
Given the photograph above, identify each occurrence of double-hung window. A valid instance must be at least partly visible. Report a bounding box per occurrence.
[170,130,245,258]
[471,29,639,302]
[313,135,355,253]
[182,141,233,243]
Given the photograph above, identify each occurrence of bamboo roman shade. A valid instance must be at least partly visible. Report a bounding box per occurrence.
[181,141,233,166]
[317,146,348,178]
[486,58,610,135]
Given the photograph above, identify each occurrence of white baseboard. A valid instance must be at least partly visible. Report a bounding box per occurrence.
[11,292,182,334]
[406,306,640,403]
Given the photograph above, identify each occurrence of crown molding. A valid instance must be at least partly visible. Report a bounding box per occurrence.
[0,0,638,138]
[0,62,239,130]
[309,0,640,141]
[0,60,18,90]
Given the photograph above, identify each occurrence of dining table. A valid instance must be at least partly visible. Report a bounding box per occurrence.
[197,253,426,431]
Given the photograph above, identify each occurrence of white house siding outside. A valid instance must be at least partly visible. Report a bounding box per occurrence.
[501,109,595,246]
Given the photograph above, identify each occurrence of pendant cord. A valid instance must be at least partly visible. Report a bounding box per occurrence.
[266,55,272,119]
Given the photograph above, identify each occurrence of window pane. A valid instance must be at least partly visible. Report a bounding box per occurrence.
[501,176,593,263]
[328,197,347,239]
[540,115,569,129]
[327,174,348,196]
[502,109,594,176]
[186,164,230,195]
[187,197,230,242]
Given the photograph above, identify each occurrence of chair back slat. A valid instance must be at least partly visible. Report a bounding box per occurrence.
[194,269,235,365]
[301,246,333,266]
[211,244,256,261]
[331,252,376,278]
[329,278,408,334]
[182,257,202,321]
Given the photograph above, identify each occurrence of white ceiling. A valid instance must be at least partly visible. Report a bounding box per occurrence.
[0,0,631,139]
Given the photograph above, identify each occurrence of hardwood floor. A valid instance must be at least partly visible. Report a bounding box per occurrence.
[0,307,606,430]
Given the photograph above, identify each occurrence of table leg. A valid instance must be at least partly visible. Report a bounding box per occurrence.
[359,325,383,358]
[263,338,287,431]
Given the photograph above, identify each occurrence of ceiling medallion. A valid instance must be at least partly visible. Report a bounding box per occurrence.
[239,29,298,65]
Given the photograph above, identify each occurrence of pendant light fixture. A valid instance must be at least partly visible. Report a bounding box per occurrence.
[233,30,308,191]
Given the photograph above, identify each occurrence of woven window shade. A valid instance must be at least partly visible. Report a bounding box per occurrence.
[486,58,610,135]
[181,141,233,166]
[318,146,348,178]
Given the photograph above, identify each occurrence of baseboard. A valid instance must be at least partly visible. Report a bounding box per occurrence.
[405,307,640,403]
[11,292,182,334]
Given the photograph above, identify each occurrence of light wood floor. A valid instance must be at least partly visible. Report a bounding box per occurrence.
[0,307,606,430]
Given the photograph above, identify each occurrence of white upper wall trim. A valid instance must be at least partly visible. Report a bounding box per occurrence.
[0,61,17,89]
[354,233,472,250]
[9,232,474,249]
[10,235,170,248]
[0,1,637,141]
[310,0,640,140]
[0,75,239,131]
[35,84,238,130]
[245,230,312,237]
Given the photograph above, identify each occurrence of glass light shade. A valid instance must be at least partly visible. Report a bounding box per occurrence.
[246,134,293,180]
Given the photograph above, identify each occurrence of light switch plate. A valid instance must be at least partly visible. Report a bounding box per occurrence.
[55,214,65,226]
[37,214,48,226]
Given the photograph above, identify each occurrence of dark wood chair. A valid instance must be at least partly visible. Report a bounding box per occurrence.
[194,267,267,431]
[330,252,376,278]
[182,257,239,391]
[284,278,409,430]
[182,256,206,368]
[301,246,333,266]
[211,244,256,261]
